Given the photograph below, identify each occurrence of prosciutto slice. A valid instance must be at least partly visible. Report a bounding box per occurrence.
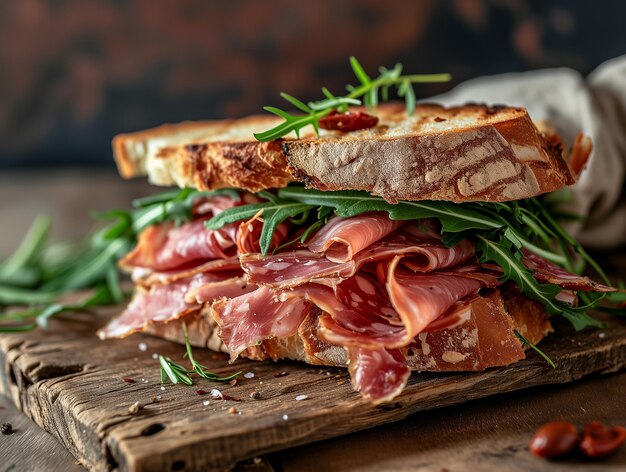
[135,258,242,286]
[185,277,257,304]
[241,227,476,288]
[241,250,355,287]
[120,219,237,271]
[407,292,526,371]
[308,212,404,262]
[522,249,616,292]
[348,347,410,404]
[212,286,311,359]
[98,271,227,339]
[386,256,484,342]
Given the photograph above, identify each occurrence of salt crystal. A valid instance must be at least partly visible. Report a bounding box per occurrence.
[160,386,166,391]
[599,332,606,339]
[152,353,159,359]
[244,372,255,379]
[282,414,289,421]
[138,342,148,352]
[211,389,223,399]
[295,395,308,401]
[203,400,210,406]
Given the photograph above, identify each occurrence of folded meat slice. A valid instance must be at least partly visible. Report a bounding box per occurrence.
[241,226,476,288]
[120,218,237,271]
[135,258,242,286]
[212,286,311,359]
[241,250,355,287]
[521,248,616,292]
[407,291,528,371]
[307,212,404,262]
[98,272,250,339]
[348,347,410,404]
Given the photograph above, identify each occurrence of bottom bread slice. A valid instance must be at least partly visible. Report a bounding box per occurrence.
[143,290,553,372]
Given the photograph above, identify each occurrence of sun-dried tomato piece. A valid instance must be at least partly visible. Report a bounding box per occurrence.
[318,111,378,132]
[580,421,626,459]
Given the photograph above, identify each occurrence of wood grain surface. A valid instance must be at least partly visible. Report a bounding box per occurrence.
[1,310,625,472]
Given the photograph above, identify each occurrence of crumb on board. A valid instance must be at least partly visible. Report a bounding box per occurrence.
[128,402,143,414]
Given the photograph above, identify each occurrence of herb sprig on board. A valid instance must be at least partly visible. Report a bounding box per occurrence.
[159,325,241,385]
[206,185,615,331]
[254,57,451,142]
[0,189,234,332]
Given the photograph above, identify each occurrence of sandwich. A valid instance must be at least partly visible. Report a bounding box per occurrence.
[95,60,618,404]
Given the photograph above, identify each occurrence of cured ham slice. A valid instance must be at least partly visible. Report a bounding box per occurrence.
[241,228,476,288]
[241,250,355,287]
[348,347,410,404]
[99,272,220,338]
[521,249,616,292]
[192,194,241,216]
[120,219,237,271]
[407,291,526,371]
[307,212,403,262]
[136,258,242,286]
[185,277,256,304]
[386,256,484,343]
[212,286,311,359]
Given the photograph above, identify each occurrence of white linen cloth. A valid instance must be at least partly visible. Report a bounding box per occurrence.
[432,56,626,249]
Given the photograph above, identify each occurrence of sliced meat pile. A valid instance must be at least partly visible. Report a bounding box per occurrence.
[99,193,613,404]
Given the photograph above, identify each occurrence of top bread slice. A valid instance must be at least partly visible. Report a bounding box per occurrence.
[113,103,581,203]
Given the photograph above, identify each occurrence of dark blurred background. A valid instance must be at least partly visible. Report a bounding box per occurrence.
[1,0,625,169]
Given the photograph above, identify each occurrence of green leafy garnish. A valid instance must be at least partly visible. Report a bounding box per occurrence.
[0,189,233,331]
[514,330,556,368]
[254,57,451,142]
[159,325,241,386]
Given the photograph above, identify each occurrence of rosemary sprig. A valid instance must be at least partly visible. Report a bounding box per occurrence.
[254,57,451,141]
[159,325,241,385]
[514,330,556,368]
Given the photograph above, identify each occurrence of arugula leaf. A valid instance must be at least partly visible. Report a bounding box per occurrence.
[205,198,316,255]
[514,331,556,368]
[476,235,606,330]
[276,187,500,233]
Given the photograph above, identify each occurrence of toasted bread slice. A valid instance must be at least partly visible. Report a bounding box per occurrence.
[114,103,583,202]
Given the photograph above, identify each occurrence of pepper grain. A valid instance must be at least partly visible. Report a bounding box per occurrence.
[1,423,13,435]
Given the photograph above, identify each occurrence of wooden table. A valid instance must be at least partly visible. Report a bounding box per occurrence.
[1,170,625,471]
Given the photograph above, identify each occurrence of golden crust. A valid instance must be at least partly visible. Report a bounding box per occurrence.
[113,103,581,203]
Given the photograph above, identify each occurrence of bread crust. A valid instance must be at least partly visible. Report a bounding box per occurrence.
[113,104,582,203]
[142,291,553,371]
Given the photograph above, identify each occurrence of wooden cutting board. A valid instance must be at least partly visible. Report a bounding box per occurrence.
[1,310,625,472]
